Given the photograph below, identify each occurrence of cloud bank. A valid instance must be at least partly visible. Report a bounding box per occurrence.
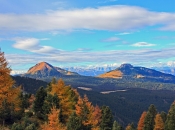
[131,42,156,47]
[8,38,175,68]
[0,5,175,32]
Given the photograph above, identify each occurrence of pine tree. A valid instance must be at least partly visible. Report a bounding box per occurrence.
[165,101,175,130]
[112,120,123,130]
[42,93,59,120]
[143,104,157,130]
[0,99,11,126]
[100,106,113,130]
[154,113,164,130]
[138,111,147,130]
[160,111,167,123]
[67,112,82,130]
[33,86,47,119]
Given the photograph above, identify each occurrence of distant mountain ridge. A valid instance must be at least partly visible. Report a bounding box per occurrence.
[20,62,79,78]
[98,63,175,82]
[64,66,116,76]
[152,67,175,76]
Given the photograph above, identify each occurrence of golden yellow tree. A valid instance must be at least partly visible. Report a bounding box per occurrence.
[138,111,147,130]
[0,50,14,104]
[0,49,22,125]
[41,107,66,130]
[50,78,78,123]
[154,113,164,130]
[75,95,95,128]
[91,105,102,130]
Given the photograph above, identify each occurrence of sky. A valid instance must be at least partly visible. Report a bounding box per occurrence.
[0,0,175,73]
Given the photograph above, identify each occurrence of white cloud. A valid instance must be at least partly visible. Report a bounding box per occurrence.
[131,42,156,47]
[13,38,58,54]
[0,5,175,32]
[102,37,120,42]
[116,32,132,35]
[13,38,40,50]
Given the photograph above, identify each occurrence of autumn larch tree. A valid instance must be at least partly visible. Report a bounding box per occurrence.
[0,50,14,102]
[138,111,147,130]
[0,49,22,126]
[154,113,164,130]
[50,78,79,123]
[91,105,102,130]
[41,107,66,130]
[75,95,94,130]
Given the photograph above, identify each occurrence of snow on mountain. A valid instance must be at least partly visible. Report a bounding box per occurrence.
[64,65,118,76]
[11,70,27,75]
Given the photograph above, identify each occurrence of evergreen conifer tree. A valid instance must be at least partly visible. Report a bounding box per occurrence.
[33,86,47,119]
[160,111,167,123]
[42,93,59,120]
[143,104,157,130]
[100,106,113,130]
[67,112,82,130]
[165,101,175,130]
[112,120,123,130]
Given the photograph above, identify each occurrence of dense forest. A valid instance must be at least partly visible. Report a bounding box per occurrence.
[1,50,175,130]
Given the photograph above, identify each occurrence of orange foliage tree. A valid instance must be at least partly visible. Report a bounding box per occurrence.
[91,105,102,130]
[154,113,164,130]
[0,49,22,125]
[50,78,78,123]
[137,111,147,130]
[76,95,102,129]
[41,107,66,130]
[0,50,14,104]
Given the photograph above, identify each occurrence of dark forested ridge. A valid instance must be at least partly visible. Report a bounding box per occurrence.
[12,76,48,94]
[12,75,175,126]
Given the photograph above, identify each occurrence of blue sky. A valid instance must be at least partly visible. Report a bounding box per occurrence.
[0,0,175,73]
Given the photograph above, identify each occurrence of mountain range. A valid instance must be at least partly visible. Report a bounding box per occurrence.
[17,62,175,92]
